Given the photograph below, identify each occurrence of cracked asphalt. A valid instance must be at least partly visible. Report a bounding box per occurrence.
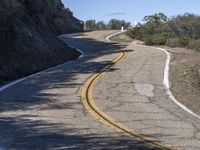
[0,31,200,149]
[94,43,200,150]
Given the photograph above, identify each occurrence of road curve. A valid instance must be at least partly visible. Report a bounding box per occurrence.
[0,31,200,150]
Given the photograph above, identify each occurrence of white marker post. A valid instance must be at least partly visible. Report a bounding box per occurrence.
[121,26,124,31]
[134,22,138,27]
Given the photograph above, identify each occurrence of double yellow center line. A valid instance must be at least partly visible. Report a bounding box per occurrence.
[82,51,175,150]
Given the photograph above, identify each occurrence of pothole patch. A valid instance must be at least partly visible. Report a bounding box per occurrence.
[135,83,155,97]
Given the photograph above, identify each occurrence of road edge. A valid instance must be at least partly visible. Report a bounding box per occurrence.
[81,32,174,150]
[110,31,200,120]
[157,47,200,119]
[0,37,84,92]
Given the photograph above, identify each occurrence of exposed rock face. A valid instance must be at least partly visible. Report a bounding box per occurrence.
[0,0,83,84]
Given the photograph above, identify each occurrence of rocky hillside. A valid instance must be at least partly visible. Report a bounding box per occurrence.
[0,0,83,84]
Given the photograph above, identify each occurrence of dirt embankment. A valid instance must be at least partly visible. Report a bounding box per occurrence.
[166,47,200,115]
[0,0,83,84]
[111,32,200,116]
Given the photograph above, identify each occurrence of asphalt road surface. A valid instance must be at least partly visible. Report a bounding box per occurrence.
[0,31,200,150]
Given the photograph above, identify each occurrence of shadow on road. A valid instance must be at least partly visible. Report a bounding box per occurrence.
[0,116,161,150]
[0,35,161,149]
[0,36,130,112]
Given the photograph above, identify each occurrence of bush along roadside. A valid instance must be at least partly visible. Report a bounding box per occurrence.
[127,12,200,51]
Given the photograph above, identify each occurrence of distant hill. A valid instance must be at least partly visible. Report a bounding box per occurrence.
[0,0,83,84]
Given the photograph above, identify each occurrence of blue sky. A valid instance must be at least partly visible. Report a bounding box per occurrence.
[62,0,200,25]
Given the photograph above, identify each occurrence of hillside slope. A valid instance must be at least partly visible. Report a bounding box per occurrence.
[0,0,83,84]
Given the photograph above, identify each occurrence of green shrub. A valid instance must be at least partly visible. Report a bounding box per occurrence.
[178,37,190,47]
[145,34,166,45]
[161,32,171,38]
[166,37,190,47]
[127,13,200,50]
[165,38,180,47]
[188,39,200,51]
[126,27,141,39]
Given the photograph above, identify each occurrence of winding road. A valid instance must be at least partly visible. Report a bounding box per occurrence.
[0,31,200,150]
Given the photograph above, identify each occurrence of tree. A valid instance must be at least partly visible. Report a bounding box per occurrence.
[141,13,169,36]
[108,19,131,30]
[96,21,107,30]
[84,18,131,30]
[143,13,168,23]
[168,13,200,39]
[85,19,96,30]
[127,12,200,48]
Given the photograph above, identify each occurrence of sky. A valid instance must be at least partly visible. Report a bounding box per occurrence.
[62,0,200,25]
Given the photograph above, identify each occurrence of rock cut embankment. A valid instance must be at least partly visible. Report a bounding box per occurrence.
[0,0,83,84]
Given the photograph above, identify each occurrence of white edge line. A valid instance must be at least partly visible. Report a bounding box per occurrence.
[106,30,126,42]
[0,30,121,92]
[109,31,200,120]
[2,30,199,120]
[58,35,84,57]
[0,36,84,92]
[157,47,200,119]
[68,30,200,120]
[131,43,200,120]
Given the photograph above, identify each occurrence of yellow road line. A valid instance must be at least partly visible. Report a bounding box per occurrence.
[82,51,175,150]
